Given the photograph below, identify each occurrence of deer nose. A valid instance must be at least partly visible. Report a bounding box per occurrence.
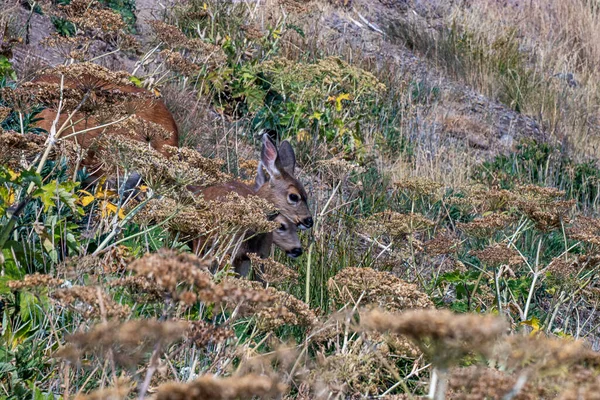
[288,247,303,258]
[300,217,313,229]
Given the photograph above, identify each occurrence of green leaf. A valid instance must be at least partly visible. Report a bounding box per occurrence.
[32,180,82,214]
[129,76,143,87]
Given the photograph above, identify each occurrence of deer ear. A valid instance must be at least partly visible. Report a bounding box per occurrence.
[260,133,282,178]
[254,162,267,190]
[277,140,296,176]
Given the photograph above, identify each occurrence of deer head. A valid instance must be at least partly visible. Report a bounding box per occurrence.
[271,214,303,258]
[254,134,313,230]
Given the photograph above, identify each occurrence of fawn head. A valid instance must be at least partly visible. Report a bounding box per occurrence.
[254,134,313,230]
[272,214,303,258]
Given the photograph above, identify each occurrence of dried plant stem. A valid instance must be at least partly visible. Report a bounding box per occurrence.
[63,362,70,400]
[92,194,156,256]
[306,179,341,303]
[138,341,163,400]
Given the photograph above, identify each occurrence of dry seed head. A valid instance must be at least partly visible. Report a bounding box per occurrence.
[316,157,365,181]
[127,249,213,302]
[567,216,600,245]
[363,211,435,240]
[52,286,130,319]
[8,273,64,290]
[161,49,201,76]
[156,373,287,400]
[361,309,507,367]
[394,176,443,199]
[447,366,547,400]
[74,378,133,400]
[42,62,133,87]
[0,131,46,169]
[497,334,600,375]
[248,253,299,284]
[109,276,164,302]
[424,231,461,256]
[328,267,433,311]
[186,320,235,347]
[469,243,523,266]
[150,20,189,48]
[458,212,515,238]
[0,106,10,121]
[462,186,517,213]
[59,319,188,367]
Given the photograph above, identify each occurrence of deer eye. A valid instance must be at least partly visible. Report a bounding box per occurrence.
[289,193,300,203]
[278,224,287,232]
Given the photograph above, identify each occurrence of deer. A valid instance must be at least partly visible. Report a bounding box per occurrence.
[31,72,179,187]
[188,134,312,279]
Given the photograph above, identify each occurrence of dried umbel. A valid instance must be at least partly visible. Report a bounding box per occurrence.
[163,145,229,183]
[51,286,130,319]
[150,20,190,48]
[98,137,226,193]
[361,309,507,367]
[127,249,213,303]
[155,373,287,400]
[57,319,188,368]
[315,157,364,182]
[161,49,201,76]
[394,177,443,199]
[74,378,133,400]
[248,253,299,284]
[109,275,164,302]
[0,131,46,169]
[497,334,600,375]
[41,62,133,87]
[0,106,10,122]
[469,242,523,266]
[424,231,461,256]
[328,267,433,311]
[567,216,600,246]
[458,212,515,238]
[459,186,516,213]
[308,350,387,397]
[186,320,235,347]
[8,273,64,290]
[447,366,546,400]
[514,185,574,232]
[363,211,435,240]
[41,34,92,61]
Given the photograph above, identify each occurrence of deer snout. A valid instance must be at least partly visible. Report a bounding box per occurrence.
[288,247,303,258]
[299,217,313,230]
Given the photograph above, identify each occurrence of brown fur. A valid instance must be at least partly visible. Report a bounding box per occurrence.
[189,181,302,279]
[32,74,179,177]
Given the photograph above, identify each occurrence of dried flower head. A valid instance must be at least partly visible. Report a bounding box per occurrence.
[447,366,546,400]
[155,373,287,400]
[248,253,299,284]
[8,273,64,290]
[424,231,461,256]
[186,320,235,347]
[316,157,365,182]
[470,243,523,266]
[0,131,46,169]
[127,249,213,302]
[58,319,188,367]
[150,20,189,48]
[462,186,517,213]
[458,212,515,238]
[514,185,574,232]
[161,49,201,76]
[497,334,600,375]
[109,275,164,302]
[52,286,130,319]
[394,177,443,199]
[328,267,433,311]
[361,309,507,367]
[567,216,600,245]
[363,211,435,240]
[74,378,133,400]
